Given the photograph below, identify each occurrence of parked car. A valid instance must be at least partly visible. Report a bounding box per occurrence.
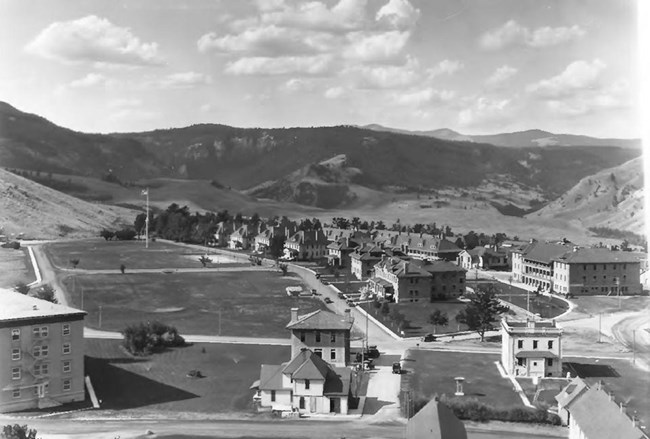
[363,359,375,370]
[324,297,333,304]
[337,292,346,299]
[421,333,437,342]
[365,346,380,359]
[321,279,329,285]
[392,362,402,374]
[346,300,356,307]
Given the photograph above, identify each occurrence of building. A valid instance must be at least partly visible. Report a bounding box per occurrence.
[210,221,233,247]
[286,308,353,368]
[252,348,351,415]
[254,225,292,254]
[511,241,573,292]
[555,378,645,439]
[370,256,466,303]
[501,319,563,377]
[552,248,642,296]
[457,246,509,271]
[406,397,467,439]
[350,244,386,280]
[391,233,462,262]
[0,291,86,412]
[284,230,329,261]
[326,232,372,268]
[228,224,261,250]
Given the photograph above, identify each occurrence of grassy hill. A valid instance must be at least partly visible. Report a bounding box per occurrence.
[0,168,136,239]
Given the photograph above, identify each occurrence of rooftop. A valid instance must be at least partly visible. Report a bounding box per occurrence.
[554,248,644,264]
[286,309,354,331]
[0,289,85,322]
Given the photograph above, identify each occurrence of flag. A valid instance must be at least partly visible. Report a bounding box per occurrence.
[141,189,148,196]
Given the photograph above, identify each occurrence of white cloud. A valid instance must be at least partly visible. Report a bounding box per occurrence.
[545,79,631,116]
[158,72,212,88]
[283,77,316,92]
[261,0,368,32]
[376,0,420,30]
[527,59,606,98]
[458,96,512,127]
[224,54,333,75]
[69,73,109,88]
[427,59,463,78]
[486,65,518,86]
[348,56,420,88]
[528,25,586,48]
[108,98,142,109]
[394,88,455,106]
[26,15,163,66]
[343,30,411,63]
[480,20,585,50]
[324,86,345,99]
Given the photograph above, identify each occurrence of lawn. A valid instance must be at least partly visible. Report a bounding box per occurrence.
[400,349,523,409]
[44,239,248,270]
[363,300,470,336]
[63,271,328,337]
[569,295,650,317]
[473,280,569,319]
[85,338,290,413]
[0,246,34,288]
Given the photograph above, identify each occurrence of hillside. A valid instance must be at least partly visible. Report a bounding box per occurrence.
[529,157,645,236]
[0,168,136,239]
[363,124,641,149]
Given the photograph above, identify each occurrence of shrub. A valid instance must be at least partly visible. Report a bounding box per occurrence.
[2,424,39,439]
[436,395,561,425]
[122,321,185,355]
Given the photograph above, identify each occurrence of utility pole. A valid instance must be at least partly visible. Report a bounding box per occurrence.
[81,286,84,311]
[616,277,621,309]
[142,188,150,249]
[598,313,602,343]
[218,308,222,336]
[633,329,636,364]
[98,305,103,328]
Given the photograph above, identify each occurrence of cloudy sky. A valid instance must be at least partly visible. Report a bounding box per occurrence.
[0,0,640,137]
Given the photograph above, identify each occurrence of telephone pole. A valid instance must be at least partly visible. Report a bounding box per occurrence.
[142,188,150,248]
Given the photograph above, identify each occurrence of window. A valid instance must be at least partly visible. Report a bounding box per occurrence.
[11,329,20,341]
[62,324,71,336]
[548,340,553,349]
[517,358,525,366]
[62,361,71,373]
[271,390,276,402]
[330,349,336,361]
[11,349,21,361]
[305,379,310,390]
[12,389,20,399]
[547,359,553,367]
[593,265,596,270]
[41,346,49,357]
[533,340,538,349]
[63,343,71,355]
[315,331,321,343]
[63,380,71,392]
[330,332,336,343]
[517,340,523,349]
[12,367,21,380]
[300,331,305,342]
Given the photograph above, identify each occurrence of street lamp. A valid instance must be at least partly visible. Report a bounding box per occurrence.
[141,188,150,249]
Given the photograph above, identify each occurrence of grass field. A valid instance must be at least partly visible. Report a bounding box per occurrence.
[363,301,470,336]
[0,246,34,288]
[63,271,326,337]
[85,339,290,413]
[569,295,650,317]
[470,280,569,319]
[44,239,246,270]
[401,349,523,409]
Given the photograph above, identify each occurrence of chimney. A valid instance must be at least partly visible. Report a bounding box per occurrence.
[609,391,615,401]
[619,402,626,414]
[344,308,353,323]
[632,415,638,428]
[290,307,299,323]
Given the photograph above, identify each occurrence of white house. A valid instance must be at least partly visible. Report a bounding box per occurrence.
[501,319,563,378]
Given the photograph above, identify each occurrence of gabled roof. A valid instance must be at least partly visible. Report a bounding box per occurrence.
[0,290,86,322]
[258,363,286,391]
[520,241,571,264]
[555,377,589,409]
[414,259,466,273]
[566,385,645,439]
[283,349,330,380]
[287,230,328,246]
[323,367,351,396]
[554,248,643,264]
[406,398,467,439]
[286,309,353,331]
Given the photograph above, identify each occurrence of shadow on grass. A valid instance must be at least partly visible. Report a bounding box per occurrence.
[86,356,199,409]
[563,362,620,378]
[362,397,394,415]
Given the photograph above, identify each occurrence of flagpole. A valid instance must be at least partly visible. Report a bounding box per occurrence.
[145,188,149,249]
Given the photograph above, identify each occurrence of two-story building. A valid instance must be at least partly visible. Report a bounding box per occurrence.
[391,233,462,262]
[369,256,466,303]
[228,224,262,250]
[254,225,293,254]
[511,241,572,292]
[284,230,329,261]
[350,244,386,281]
[501,319,563,378]
[210,221,233,247]
[326,232,373,268]
[552,248,642,296]
[457,246,509,271]
[0,291,86,412]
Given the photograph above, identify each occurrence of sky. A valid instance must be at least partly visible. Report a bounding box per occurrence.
[0,0,641,137]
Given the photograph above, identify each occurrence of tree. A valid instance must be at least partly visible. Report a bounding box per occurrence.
[278,263,289,276]
[2,424,39,439]
[198,255,212,268]
[69,258,80,269]
[30,285,57,304]
[456,285,509,341]
[428,310,449,334]
[120,264,126,274]
[14,282,30,295]
[268,235,286,260]
[380,301,390,316]
[100,229,115,241]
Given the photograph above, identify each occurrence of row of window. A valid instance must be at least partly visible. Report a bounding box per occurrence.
[517,358,553,367]
[11,343,72,360]
[11,361,73,379]
[582,264,627,271]
[12,380,72,398]
[517,339,554,349]
[11,324,71,341]
[299,331,337,343]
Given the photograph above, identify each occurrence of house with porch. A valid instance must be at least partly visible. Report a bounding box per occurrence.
[350,244,385,280]
[284,230,329,261]
[501,318,563,378]
[0,291,86,412]
[511,241,572,292]
[210,221,233,247]
[228,224,260,250]
[254,225,294,254]
[457,246,509,271]
[326,232,373,268]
